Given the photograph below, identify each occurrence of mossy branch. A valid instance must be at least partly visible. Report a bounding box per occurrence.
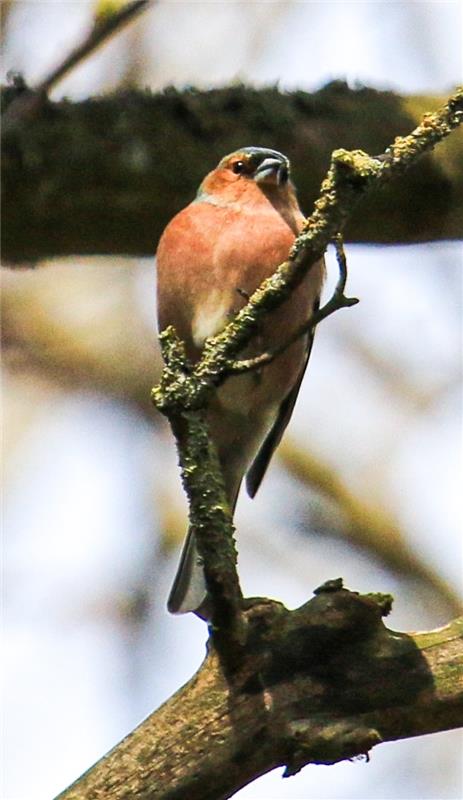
[176,86,463,396]
[2,83,463,264]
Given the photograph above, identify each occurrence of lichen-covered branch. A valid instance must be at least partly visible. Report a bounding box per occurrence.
[2,83,462,264]
[171,407,246,657]
[158,87,462,404]
[55,583,463,800]
[152,330,245,657]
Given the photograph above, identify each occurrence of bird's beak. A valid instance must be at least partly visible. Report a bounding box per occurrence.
[254,157,289,187]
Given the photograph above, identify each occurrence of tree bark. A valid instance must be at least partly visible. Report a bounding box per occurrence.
[2,82,462,264]
[55,585,463,800]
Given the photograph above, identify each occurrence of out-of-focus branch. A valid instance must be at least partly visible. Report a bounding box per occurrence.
[55,585,463,800]
[279,440,462,615]
[335,329,462,413]
[2,83,462,264]
[0,0,13,37]
[1,264,160,414]
[2,1,151,134]
[38,0,151,95]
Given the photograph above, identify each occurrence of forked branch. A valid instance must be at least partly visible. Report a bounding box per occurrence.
[228,234,358,376]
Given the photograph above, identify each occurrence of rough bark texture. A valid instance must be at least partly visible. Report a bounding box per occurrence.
[55,585,463,800]
[2,82,462,264]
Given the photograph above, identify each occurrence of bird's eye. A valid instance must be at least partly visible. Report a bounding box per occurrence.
[232,160,246,174]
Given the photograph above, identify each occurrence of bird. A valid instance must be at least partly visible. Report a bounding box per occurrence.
[156,146,325,616]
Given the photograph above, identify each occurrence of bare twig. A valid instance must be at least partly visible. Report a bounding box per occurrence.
[2,1,151,134]
[228,234,358,376]
[38,0,151,95]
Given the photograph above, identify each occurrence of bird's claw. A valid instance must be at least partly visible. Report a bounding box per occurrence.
[236,287,250,301]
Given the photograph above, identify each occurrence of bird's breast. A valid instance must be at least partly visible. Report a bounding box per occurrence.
[156,197,320,362]
[191,289,232,349]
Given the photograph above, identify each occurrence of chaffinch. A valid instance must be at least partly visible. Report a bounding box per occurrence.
[156,147,324,615]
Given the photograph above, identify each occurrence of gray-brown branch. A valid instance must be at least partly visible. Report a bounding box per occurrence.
[55,584,463,800]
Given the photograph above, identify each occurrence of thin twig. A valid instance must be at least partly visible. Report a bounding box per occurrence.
[227,235,358,376]
[38,0,151,95]
[2,1,151,134]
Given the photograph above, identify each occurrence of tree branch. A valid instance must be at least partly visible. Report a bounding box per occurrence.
[2,1,151,136]
[166,87,462,401]
[2,83,462,264]
[37,0,151,96]
[152,332,246,662]
[55,583,463,800]
[279,439,463,614]
[228,235,358,375]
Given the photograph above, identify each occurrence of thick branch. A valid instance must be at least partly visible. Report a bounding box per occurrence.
[2,83,462,263]
[55,583,463,800]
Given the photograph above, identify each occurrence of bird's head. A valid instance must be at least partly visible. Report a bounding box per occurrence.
[197,147,297,207]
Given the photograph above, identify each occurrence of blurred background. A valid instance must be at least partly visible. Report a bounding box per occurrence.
[1,2,462,799]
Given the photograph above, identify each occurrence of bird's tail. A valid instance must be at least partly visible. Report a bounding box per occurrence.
[167,474,241,616]
[167,527,207,615]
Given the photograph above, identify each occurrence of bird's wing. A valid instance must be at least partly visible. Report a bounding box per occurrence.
[245,303,319,498]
